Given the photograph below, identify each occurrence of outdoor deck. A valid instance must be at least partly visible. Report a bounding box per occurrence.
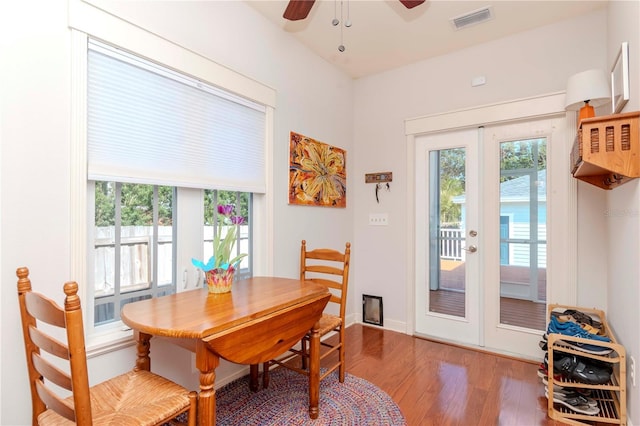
[430,259,547,330]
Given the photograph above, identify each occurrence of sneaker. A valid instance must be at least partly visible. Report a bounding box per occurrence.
[548,317,610,342]
[552,354,611,385]
[547,319,613,355]
[554,314,603,335]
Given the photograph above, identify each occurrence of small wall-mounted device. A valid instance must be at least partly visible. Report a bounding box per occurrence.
[365,172,392,183]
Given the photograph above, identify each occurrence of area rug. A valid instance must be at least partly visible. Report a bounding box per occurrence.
[215,368,406,425]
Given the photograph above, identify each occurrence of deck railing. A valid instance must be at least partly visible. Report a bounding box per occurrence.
[440,228,464,261]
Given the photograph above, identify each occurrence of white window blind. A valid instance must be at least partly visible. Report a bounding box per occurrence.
[87,39,266,193]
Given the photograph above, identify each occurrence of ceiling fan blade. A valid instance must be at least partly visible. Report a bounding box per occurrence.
[283,0,316,21]
[399,0,425,9]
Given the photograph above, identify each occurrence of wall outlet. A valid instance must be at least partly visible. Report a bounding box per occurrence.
[630,356,636,387]
[369,213,388,226]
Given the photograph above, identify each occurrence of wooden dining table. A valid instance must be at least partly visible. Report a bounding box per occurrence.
[120,276,331,426]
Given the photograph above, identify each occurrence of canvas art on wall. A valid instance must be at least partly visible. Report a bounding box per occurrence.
[288,131,347,208]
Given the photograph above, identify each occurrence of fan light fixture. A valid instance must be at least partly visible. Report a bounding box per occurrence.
[564,69,610,122]
[333,0,350,52]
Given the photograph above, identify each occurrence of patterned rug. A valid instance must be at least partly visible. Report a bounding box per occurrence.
[215,368,406,425]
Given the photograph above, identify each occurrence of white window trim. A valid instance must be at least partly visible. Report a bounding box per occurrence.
[70,2,275,355]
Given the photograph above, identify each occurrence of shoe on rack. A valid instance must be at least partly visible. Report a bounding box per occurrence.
[553,354,612,385]
[544,351,613,375]
[541,376,593,397]
[540,375,565,392]
[537,365,563,382]
[562,309,602,328]
[539,339,548,351]
[547,319,613,355]
[550,387,598,406]
[545,389,600,416]
[548,317,610,342]
[554,314,603,335]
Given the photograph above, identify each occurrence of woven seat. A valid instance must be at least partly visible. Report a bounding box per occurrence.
[16,267,197,426]
[263,240,351,387]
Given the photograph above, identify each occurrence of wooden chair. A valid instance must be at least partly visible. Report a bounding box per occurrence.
[262,240,351,387]
[16,267,197,426]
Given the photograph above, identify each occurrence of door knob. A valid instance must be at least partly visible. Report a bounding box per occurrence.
[462,245,477,253]
[468,230,477,237]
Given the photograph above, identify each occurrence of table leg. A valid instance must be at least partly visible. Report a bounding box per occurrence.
[195,340,220,426]
[249,364,259,391]
[133,331,151,371]
[308,321,320,419]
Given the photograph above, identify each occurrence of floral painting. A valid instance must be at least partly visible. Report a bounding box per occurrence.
[289,131,346,208]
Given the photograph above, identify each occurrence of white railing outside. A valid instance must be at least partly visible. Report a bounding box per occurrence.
[440,228,464,261]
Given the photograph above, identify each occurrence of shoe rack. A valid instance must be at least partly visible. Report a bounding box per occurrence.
[545,304,626,425]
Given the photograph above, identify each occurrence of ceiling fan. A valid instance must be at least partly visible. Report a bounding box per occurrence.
[283,0,426,21]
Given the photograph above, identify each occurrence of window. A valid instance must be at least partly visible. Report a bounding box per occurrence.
[85,37,266,330]
[92,184,254,327]
[70,12,275,345]
[93,182,176,325]
[204,190,252,280]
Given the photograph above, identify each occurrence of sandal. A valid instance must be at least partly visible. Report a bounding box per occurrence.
[541,376,593,397]
[562,309,602,329]
[545,389,600,415]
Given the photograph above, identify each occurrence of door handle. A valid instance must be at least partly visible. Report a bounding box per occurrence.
[462,245,477,253]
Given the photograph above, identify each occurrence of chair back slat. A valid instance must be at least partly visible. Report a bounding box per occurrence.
[17,267,93,425]
[35,380,76,422]
[305,248,346,262]
[32,352,73,391]
[304,264,344,276]
[29,326,70,360]
[25,291,66,327]
[306,277,342,292]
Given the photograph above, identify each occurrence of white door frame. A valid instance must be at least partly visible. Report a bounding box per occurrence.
[404,92,578,359]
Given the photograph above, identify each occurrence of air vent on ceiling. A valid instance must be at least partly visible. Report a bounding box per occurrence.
[451,6,493,30]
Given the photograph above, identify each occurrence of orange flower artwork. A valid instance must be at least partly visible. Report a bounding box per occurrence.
[288,131,346,208]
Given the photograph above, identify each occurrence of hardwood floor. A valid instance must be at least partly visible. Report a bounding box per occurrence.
[340,324,576,426]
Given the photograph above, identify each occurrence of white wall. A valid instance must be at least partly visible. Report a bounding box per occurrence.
[606,1,640,425]
[3,1,638,425]
[352,9,609,330]
[0,1,353,425]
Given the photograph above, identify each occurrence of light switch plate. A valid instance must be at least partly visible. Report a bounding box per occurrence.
[369,213,388,226]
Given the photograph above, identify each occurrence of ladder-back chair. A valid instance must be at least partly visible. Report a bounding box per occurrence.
[16,267,197,425]
[262,240,351,387]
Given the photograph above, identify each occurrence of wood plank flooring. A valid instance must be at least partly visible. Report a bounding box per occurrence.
[340,324,598,426]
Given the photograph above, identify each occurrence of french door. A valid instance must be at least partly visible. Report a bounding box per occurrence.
[414,116,568,358]
[415,128,481,346]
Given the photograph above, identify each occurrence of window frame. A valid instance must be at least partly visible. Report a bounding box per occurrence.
[70,6,275,353]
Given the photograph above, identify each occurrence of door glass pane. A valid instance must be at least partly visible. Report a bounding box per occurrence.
[498,138,547,330]
[429,148,466,317]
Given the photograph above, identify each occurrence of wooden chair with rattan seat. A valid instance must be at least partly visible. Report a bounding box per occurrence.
[262,240,351,388]
[16,267,197,426]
